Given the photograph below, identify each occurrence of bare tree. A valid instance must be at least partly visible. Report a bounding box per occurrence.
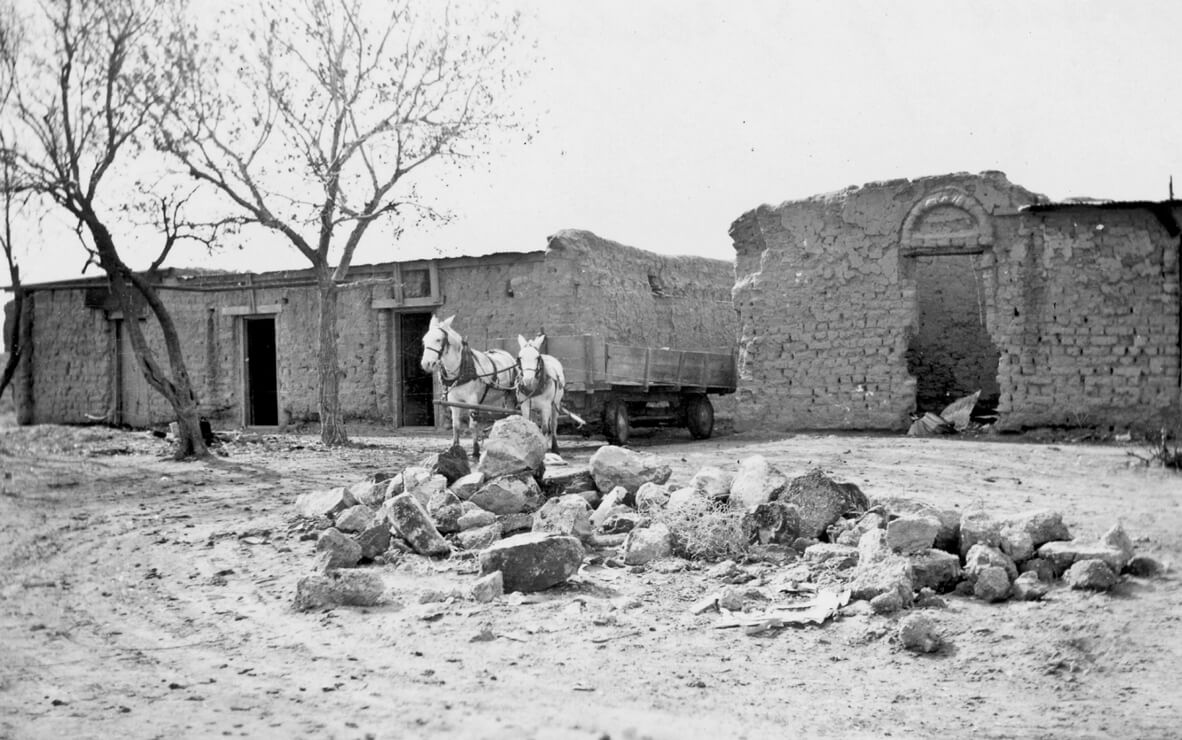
[159,0,532,445]
[0,0,210,457]
[0,5,24,401]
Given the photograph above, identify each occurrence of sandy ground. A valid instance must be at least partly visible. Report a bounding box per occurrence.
[1,416,1180,740]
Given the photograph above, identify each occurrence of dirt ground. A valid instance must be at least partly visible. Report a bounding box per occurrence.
[1,415,1180,740]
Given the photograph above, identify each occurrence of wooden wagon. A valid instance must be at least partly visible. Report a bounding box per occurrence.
[492,334,736,445]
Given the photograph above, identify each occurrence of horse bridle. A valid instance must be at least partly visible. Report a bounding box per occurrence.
[516,352,546,397]
[423,327,450,360]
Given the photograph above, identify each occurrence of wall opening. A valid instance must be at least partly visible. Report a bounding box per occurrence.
[115,319,153,428]
[905,254,1000,415]
[243,316,278,426]
[396,312,435,427]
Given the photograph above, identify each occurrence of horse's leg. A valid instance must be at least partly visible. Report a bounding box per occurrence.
[470,410,482,459]
[544,404,558,453]
[449,403,462,449]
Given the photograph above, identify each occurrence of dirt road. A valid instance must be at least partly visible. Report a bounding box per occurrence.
[1,420,1179,739]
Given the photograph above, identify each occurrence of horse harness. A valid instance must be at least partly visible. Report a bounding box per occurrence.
[440,341,517,404]
[516,353,552,400]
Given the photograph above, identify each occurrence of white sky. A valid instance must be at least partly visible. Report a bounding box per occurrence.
[15,0,1182,283]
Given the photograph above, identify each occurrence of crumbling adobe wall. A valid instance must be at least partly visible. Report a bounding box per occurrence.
[988,206,1182,432]
[729,172,1043,431]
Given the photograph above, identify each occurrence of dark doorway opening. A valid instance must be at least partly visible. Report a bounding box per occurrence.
[244,317,278,426]
[398,312,435,426]
[905,254,1000,416]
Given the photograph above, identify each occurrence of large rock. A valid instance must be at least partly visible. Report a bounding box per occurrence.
[295,487,357,519]
[623,523,674,565]
[541,466,597,500]
[667,486,703,510]
[334,504,376,534]
[963,544,1018,583]
[728,455,789,509]
[742,501,802,545]
[469,475,544,515]
[972,566,1011,602]
[425,445,471,485]
[532,494,593,542]
[406,474,448,507]
[348,479,387,508]
[634,482,671,513]
[356,521,392,560]
[589,446,672,498]
[780,468,869,539]
[999,510,1071,562]
[690,466,734,501]
[450,472,486,501]
[382,493,451,557]
[479,532,585,592]
[455,522,503,551]
[909,549,962,593]
[315,528,362,569]
[959,510,1003,558]
[477,416,547,478]
[457,507,497,531]
[1037,540,1129,577]
[883,500,959,552]
[886,514,940,554]
[293,570,386,611]
[848,554,913,603]
[1065,559,1118,591]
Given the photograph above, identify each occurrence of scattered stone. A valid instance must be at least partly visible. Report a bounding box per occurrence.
[470,571,504,603]
[690,466,734,501]
[1100,524,1136,563]
[897,614,942,653]
[1065,559,1118,591]
[477,416,548,478]
[745,544,798,565]
[857,529,890,564]
[964,544,1018,583]
[383,493,451,557]
[589,446,672,500]
[470,476,544,515]
[666,486,701,510]
[909,549,962,593]
[429,445,471,485]
[334,504,376,534]
[973,565,1012,602]
[887,514,940,555]
[428,489,462,516]
[717,585,746,612]
[870,590,904,614]
[728,455,789,509]
[356,521,393,561]
[432,503,465,535]
[1011,571,1049,601]
[541,466,597,499]
[1125,554,1165,578]
[497,512,535,536]
[1037,540,1129,577]
[383,474,406,500]
[293,570,386,611]
[455,522,503,551]
[294,487,357,520]
[478,532,585,592]
[997,523,1035,563]
[831,510,885,547]
[781,468,869,539]
[533,494,594,542]
[457,508,498,531]
[407,474,448,507]
[450,472,486,501]
[1005,509,1071,550]
[913,588,947,609]
[348,479,387,508]
[959,510,1002,558]
[791,537,819,553]
[623,523,674,565]
[803,543,859,569]
[848,553,913,603]
[315,528,362,569]
[1019,558,1056,583]
[634,482,671,513]
[742,501,802,545]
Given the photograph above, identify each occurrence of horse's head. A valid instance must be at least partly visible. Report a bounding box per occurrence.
[421,314,457,373]
[516,334,545,394]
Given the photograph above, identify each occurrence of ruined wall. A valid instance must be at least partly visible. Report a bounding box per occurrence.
[989,206,1182,431]
[729,172,1044,431]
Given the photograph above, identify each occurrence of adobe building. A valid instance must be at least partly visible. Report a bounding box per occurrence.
[5,229,736,431]
[729,171,1182,434]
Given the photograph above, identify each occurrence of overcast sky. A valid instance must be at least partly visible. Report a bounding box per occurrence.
[15,0,1182,283]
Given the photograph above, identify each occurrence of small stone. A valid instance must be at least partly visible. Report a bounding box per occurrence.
[913,588,947,609]
[450,472,486,500]
[1037,540,1129,576]
[532,494,593,542]
[728,455,789,509]
[897,614,942,653]
[334,504,375,534]
[470,476,544,515]
[909,549,962,593]
[634,482,671,513]
[964,544,1018,583]
[1011,571,1049,601]
[959,510,1002,559]
[454,522,503,551]
[478,532,585,593]
[541,466,597,499]
[803,543,859,569]
[870,590,904,614]
[348,479,387,508]
[432,503,465,534]
[1100,524,1136,562]
[1065,559,1118,591]
[781,468,869,539]
[497,512,534,536]
[602,511,641,535]
[1019,558,1056,583]
[848,553,913,603]
[428,444,471,485]
[477,416,548,478]
[382,493,451,557]
[315,528,362,569]
[973,566,1011,603]
[294,487,357,520]
[717,586,746,612]
[356,521,392,561]
[589,446,672,499]
[742,501,802,545]
[293,570,386,611]
[623,523,674,565]
[886,515,940,554]
[457,508,497,531]
[470,571,504,603]
[1125,554,1165,578]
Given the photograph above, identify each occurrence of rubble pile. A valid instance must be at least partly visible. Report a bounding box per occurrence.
[289,416,1167,622]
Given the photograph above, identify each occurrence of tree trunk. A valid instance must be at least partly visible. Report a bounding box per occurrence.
[317,274,348,445]
[0,282,23,402]
[84,214,209,459]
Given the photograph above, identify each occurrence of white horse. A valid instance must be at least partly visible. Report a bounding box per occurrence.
[420,315,518,457]
[516,334,566,453]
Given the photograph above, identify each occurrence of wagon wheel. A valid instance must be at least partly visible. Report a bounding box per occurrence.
[603,399,630,446]
[684,394,714,440]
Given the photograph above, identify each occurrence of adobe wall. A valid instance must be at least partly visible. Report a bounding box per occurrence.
[988,206,1182,431]
[729,172,1045,431]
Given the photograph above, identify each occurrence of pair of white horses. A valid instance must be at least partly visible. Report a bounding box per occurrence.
[419,315,565,457]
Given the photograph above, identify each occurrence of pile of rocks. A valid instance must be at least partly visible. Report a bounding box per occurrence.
[290,417,1166,615]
